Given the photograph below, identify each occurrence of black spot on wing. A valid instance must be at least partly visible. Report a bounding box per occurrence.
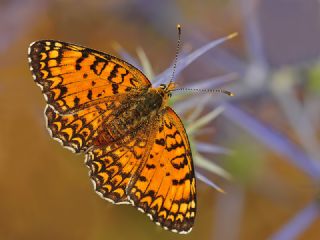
[146,164,156,170]
[60,86,68,97]
[75,51,88,70]
[171,154,189,169]
[138,176,147,182]
[74,96,80,106]
[155,138,165,146]
[172,172,192,185]
[112,83,119,94]
[87,90,93,100]
[108,64,119,82]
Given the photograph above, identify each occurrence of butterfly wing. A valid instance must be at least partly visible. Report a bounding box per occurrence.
[28,40,151,114]
[85,122,155,204]
[128,107,196,234]
[29,40,151,153]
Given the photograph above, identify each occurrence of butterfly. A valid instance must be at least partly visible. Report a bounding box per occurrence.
[28,40,196,234]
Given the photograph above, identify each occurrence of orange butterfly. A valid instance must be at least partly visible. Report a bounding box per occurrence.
[28,39,196,233]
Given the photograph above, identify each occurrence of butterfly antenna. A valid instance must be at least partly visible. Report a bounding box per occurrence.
[172,87,235,96]
[169,24,182,86]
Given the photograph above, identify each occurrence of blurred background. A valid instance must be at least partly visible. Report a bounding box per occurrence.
[1,0,320,239]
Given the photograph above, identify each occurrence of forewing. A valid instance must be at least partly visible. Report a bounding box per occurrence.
[28,40,151,114]
[128,108,196,234]
[85,125,153,204]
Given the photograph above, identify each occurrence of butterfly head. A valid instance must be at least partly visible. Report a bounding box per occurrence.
[153,82,176,109]
[159,82,176,98]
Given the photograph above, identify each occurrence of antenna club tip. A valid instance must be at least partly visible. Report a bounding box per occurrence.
[227,32,239,40]
[221,90,235,96]
[177,24,182,34]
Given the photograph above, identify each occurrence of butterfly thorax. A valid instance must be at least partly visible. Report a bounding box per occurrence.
[94,86,171,146]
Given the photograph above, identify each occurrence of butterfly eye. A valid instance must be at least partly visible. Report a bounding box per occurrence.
[168,92,172,98]
[160,84,166,89]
